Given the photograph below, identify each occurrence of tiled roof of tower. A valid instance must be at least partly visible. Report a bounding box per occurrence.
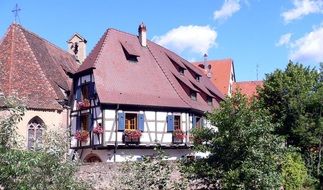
[193,59,234,96]
[77,28,224,113]
[233,81,263,98]
[0,24,79,110]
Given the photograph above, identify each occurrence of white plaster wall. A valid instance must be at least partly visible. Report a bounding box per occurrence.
[102,110,193,145]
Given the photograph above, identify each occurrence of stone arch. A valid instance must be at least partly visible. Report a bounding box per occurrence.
[27,116,44,149]
[84,153,102,163]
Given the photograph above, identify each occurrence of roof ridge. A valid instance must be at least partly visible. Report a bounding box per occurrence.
[78,29,110,72]
[146,43,191,108]
[19,25,61,108]
[93,29,110,67]
[108,28,140,38]
[7,24,16,95]
[16,24,74,59]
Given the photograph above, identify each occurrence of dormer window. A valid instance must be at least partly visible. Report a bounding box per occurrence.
[120,42,140,63]
[196,75,201,82]
[179,68,185,75]
[207,96,212,106]
[122,46,138,62]
[190,91,197,101]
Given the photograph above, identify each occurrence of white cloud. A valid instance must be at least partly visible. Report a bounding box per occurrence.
[213,0,241,21]
[276,33,292,46]
[289,25,323,63]
[282,0,323,23]
[152,25,217,55]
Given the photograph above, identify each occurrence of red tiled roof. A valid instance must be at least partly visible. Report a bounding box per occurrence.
[233,81,263,98]
[77,28,224,112]
[0,24,78,110]
[193,59,234,96]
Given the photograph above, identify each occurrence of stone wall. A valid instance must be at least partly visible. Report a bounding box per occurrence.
[77,163,122,190]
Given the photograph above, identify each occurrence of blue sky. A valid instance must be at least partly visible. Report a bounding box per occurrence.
[0,0,322,81]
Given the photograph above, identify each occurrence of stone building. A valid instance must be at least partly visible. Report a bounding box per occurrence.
[0,24,80,148]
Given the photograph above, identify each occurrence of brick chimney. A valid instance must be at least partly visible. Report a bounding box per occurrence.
[67,33,87,64]
[138,22,147,47]
[203,54,212,78]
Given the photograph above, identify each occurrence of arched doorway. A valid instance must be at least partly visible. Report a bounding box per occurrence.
[84,153,102,163]
[27,116,44,150]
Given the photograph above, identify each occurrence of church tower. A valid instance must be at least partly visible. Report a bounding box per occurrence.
[67,34,87,64]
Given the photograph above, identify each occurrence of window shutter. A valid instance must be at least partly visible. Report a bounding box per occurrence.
[88,113,93,131]
[201,118,205,128]
[89,82,95,99]
[192,115,196,128]
[76,116,81,130]
[138,114,144,132]
[76,86,81,101]
[166,115,174,132]
[118,112,125,131]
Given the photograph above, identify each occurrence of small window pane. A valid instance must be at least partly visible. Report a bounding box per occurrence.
[125,113,138,130]
[174,116,181,130]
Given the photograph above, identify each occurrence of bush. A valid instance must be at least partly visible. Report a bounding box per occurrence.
[282,151,308,190]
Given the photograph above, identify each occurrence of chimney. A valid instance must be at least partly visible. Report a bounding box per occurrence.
[67,33,87,64]
[204,54,212,78]
[138,22,147,47]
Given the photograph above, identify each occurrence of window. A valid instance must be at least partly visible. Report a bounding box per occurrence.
[196,117,203,128]
[81,83,89,100]
[179,68,185,75]
[76,82,94,102]
[118,112,144,131]
[27,116,44,150]
[167,115,182,132]
[122,46,138,62]
[81,114,90,131]
[207,96,213,106]
[196,75,201,82]
[174,115,181,130]
[190,91,197,101]
[125,113,138,130]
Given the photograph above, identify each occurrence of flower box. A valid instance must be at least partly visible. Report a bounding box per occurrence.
[123,129,142,144]
[77,99,90,110]
[75,130,89,143]
[172,129,184,144]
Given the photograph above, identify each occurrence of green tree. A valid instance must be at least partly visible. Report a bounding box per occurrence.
[258,62,323,186]
[184,92,285,189]
[281,151,308,190]
[0,96,88,190]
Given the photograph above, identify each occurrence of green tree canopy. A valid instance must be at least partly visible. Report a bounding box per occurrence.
[185,92,285,189]
[258,62,322,186]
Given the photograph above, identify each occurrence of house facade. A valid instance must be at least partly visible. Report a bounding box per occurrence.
[70,24,224,162]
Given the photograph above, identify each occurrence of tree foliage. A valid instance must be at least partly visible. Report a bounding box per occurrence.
[258,62,323,184]
[281,151,308,190]
[0,96,88,190]
[184,92,285,189]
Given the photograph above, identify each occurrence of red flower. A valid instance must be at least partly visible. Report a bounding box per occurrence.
[75,130,89,142]
[173,129,185,140]
[93,124,104,134]
[124,129,142,139]
[77,99,90,109]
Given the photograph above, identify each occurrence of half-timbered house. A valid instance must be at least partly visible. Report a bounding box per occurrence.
[70,24,224,162]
